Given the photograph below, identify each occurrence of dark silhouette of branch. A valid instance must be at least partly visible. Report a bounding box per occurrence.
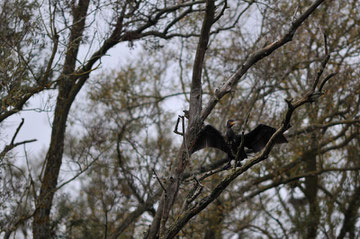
[0,118,37,160]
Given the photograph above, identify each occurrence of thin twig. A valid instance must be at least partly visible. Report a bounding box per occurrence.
[199,165,229,181]
[153,169,167,194]
[319,72,337,92]
[11,118,25,145]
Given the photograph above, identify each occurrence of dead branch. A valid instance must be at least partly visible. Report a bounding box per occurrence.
[0,119,37,160]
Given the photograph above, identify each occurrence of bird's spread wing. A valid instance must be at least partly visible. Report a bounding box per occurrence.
[243,124,288,153]
[192,125,230,154]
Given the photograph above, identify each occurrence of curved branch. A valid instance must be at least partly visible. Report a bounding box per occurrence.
[201,0,328,122]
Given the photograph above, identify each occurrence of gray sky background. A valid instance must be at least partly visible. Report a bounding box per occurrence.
[3,43,136,158]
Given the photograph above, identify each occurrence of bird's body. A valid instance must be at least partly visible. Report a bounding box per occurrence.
[191,120,287,161]
[225,119,236,145]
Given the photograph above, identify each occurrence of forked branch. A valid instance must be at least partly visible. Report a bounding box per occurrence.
[0,118,37,161]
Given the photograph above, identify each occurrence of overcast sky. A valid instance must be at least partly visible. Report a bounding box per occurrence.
[2,43,137,158]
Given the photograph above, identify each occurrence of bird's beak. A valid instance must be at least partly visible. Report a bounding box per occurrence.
[229,120,240,126]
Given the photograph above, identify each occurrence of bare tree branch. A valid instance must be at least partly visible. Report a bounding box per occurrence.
[201,0,328,122]
[0,119,37,160]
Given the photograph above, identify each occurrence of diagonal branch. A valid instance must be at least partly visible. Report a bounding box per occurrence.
[201,0,328,122]
[188,0,216,124]
[10,118,25,145]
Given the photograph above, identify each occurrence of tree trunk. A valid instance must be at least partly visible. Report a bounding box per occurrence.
[304,150,319,239]
[32,95,72,238]
[32,1,90,237]
[337,186,360,239]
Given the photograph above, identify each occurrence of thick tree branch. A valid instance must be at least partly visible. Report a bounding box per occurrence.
[188,0,215,123]
[201,0,327,122]
[33,1,91,238]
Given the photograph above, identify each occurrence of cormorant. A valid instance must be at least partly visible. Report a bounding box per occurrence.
[225,119,237,144]
[191,120,287,161]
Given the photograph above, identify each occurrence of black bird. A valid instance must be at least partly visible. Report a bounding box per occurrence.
[191,120,287,161]
[225,119,237,144]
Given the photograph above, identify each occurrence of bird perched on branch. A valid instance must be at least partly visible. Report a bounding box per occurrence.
[191,120,288,161]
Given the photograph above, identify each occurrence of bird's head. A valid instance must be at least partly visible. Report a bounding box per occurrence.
[226,119,238,128]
